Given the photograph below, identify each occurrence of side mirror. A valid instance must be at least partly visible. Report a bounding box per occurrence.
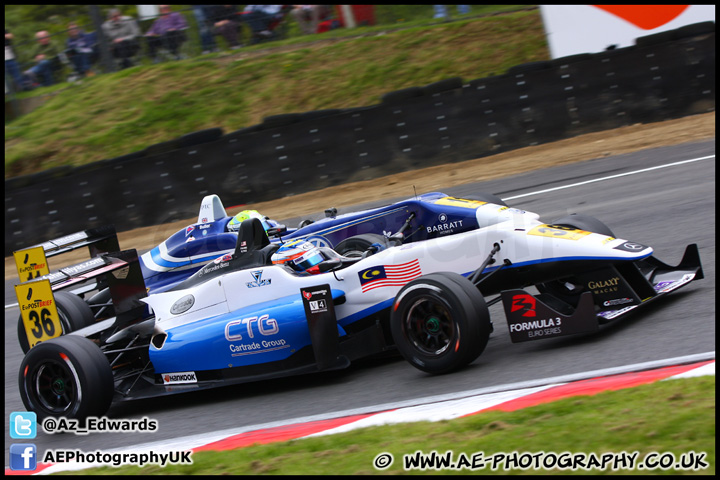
[266,225,287,237]
[317,258,343,273]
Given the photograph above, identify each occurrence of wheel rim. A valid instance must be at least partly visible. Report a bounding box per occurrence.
[404,297,455,355]
[33,360,78,414]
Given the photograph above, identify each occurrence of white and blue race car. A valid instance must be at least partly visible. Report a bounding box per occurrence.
[16,194,702,420]
[14,191,506,352]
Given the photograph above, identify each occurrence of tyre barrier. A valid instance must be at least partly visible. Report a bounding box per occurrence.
[381,86,424,105]
[142,139,181,157]
[421,77,464,96]
[179,128,224,148]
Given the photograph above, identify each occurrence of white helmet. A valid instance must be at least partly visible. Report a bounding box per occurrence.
[271,240,327,274]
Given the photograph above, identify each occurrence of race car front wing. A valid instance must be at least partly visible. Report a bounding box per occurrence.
[500,244,703,343]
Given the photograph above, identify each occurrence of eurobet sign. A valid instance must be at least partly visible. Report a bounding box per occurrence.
[540,5,716,59]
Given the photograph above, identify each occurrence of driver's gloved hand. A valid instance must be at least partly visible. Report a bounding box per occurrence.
[361,243,384,259]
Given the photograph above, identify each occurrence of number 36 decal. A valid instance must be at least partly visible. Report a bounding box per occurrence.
[15,279,62,349]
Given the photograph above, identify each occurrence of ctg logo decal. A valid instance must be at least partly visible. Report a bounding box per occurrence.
[511,294,537,317]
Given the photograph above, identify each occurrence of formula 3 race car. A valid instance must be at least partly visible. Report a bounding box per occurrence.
[15,195,703,421]
[12,191,511,352]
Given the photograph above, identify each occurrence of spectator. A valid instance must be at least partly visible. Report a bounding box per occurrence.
[145,5,188,62]
[65,23,96,78]
[5,30,25,91]
[207,5,243,49]
[243,5,285,44]
[290,5,332,35]
[24,30,59,88]
[102,8,141,69]
[433,5,470,19]
[192,5,218,54]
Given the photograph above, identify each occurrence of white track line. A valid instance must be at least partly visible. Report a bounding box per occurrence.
[502,155,715,201]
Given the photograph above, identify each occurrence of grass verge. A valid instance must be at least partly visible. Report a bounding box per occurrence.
[5,9,548,178]
[69,375,714,475]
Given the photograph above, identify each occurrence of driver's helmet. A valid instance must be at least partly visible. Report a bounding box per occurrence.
[271,240,326,274]
[227,210,271,232]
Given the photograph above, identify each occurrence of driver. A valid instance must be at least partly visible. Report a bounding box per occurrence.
[271,240,339,275]
[227,209,276,232]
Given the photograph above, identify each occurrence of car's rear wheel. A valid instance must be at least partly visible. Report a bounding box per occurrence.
[335,233,393,258]
[18,291,97,354]
[19,335,114,421]
[391,272,491,374]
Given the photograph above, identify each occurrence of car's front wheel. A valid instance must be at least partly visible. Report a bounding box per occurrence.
[466,192,508,207]
[536,214,616,306]
[391,272,491,374]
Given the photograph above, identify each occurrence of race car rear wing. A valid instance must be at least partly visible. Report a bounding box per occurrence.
[35,225,120,258]
[22,249,148,317]
[15,249,148,349]
[13,225,120,283]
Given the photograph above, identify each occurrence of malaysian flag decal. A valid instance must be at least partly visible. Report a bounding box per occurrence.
[358,260,422,292]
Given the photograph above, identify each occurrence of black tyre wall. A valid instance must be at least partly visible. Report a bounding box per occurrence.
[391,272,491,374]
[19,335,114,420]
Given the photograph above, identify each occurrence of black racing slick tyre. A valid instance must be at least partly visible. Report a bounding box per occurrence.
[550,213,615,238]
[298,219,314,228]
[18,291,97,354]
[335,234,393,258]
[19,335,114,421]
[391,272,491,375]
[537,214,616,305]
